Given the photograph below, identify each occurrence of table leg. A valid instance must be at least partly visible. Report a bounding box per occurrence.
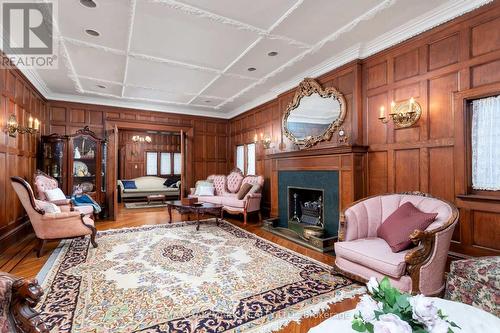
[196,211,200,231]
[216,208,222,226]
[168,205,172,224]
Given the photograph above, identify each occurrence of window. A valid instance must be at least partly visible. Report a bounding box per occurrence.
[173,153,182,175]
[235,143,256,175]
[146,151,181,176]
[471,95,500,191]
[236,145,245,172]
[247,143,256,175]
[146,152,158,176]
[160,152,171,175]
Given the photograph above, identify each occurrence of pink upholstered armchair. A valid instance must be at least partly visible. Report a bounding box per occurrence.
[334,192,458,296]
[11,177,97,257]
[33,170,94,218]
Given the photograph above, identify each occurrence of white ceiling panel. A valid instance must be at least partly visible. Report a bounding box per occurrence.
[179,0,297,30]
[130,1,259,69]
[13,0,490,118]
[190,95,226,106]
[58,0,129,51]
[271,0,383,45]
[201,75,255,99]
[66,44,126,82]
[126,57,217,94]
[226,37,304,79]
[123,86,194,104]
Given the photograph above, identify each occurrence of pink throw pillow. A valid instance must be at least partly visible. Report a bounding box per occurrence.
[377,202,438,253]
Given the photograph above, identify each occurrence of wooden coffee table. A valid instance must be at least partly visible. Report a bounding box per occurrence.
[166,200,223,231]
[147,194,166,205]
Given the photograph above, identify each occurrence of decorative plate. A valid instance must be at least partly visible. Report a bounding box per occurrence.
[73,161,89,177]
[80,182,94,192]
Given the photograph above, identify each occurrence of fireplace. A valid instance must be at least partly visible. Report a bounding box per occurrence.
[288,186,324,227]
[263,170,339,252]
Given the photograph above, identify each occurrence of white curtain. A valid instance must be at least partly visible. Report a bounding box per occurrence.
[146,152,158,176]
[160,153,171,175]
[472,95,500,190]
[247,143,256,175]
[236,145,244,172]
[173,153,182,175]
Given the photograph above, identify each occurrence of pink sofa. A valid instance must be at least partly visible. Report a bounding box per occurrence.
[190,169,264,224]
[334,192,458,296]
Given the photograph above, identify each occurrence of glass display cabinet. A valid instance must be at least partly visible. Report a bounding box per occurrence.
[39,127,107,212]
[39,134,67,190]
[68,126,106,205]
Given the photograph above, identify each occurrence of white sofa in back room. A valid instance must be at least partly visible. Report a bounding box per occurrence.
[117,176,180,201]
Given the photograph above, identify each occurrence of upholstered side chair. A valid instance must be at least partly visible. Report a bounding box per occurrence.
[0,271,48,332]
[33,170,95,219]
[334,192,459,296]
[10,177,97,257]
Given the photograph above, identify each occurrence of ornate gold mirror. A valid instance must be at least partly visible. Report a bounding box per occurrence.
[283,78,346,148]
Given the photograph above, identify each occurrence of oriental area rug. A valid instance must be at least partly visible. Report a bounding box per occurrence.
[36,220,364,333]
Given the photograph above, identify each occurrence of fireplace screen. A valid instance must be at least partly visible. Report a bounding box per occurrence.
[287,186,324,228]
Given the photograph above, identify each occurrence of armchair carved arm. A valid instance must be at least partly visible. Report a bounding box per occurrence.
[0,273,48,333]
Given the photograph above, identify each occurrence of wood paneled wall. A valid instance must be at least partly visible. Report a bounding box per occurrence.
[118,130,180,179]
[229,2,500,257]
[0,60,47,251]
[45,100,229,191]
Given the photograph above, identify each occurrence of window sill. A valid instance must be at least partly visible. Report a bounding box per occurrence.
[456,194,500,202]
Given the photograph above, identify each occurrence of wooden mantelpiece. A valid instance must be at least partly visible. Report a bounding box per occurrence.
[267,145,368,217]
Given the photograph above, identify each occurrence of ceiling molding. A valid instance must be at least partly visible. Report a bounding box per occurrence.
[121,0,137,97]
[225,0,492,119]
[48,92,227,118]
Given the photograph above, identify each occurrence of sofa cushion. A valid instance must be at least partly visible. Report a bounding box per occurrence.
[207,175,226,195]
[35,199,61,214]
[334,237,408,278]
[195,184,215,196]
[227,170,244,193]
[121,180,137,189]
[237,183,252,200]
[45,188,66,201]
[197,196,223,205]
[221,196,245,208]
[378,202,437,252]
[163,175,181,187]
[74,205,94,216]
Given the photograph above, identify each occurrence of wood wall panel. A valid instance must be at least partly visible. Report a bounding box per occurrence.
[428,73,458,139]
[471,60,500,87]
[471,211,500,250]
[393,48,420,81]
[367,151,388,195]
[428,34,459,71]
[394,149,420,192]
[471,16,500,56]
[0,56,45,252]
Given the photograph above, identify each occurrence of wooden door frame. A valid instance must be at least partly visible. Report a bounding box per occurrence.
[105,120,194,220]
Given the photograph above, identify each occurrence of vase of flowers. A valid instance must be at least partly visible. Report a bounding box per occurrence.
[352,277,459,333]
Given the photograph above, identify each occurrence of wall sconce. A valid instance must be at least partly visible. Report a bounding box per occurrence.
[6,114,40,137]
[378,97,422,129]
[254,133,272,149]
[132,135,152,143]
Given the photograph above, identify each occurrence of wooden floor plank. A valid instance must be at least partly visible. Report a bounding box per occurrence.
[3,204,360,332]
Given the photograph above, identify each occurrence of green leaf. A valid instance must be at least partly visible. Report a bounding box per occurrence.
[366,322,374,333]
[396,294,410,308]
[352,320,367,332]
[449,321,460,329]
[379,277,391,292]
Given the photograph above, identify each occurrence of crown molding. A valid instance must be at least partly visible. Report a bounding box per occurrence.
[47,92,227,118]
[225,0,492,119]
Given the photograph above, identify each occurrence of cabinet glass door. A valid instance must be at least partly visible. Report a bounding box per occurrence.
[72,135,97,195]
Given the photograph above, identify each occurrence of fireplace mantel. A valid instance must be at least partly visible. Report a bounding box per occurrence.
[265,145,368,160]
[267,145,367,218]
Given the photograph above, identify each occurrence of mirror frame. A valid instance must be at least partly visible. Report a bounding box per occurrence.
[282,78,347,148]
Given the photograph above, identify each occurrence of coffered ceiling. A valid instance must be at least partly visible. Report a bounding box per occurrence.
[18,0,492,118]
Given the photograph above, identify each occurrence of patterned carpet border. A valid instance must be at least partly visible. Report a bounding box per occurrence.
[36,219,365,333]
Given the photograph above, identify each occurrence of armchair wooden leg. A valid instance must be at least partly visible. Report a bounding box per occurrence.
[35,239,46,258]
[89,226,98,248]
[258,211,262,222]
[243,212,247,225]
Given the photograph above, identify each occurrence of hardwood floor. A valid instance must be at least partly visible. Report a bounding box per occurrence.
[0,204,361,333]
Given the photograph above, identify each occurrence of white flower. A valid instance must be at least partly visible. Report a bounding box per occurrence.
[355,294,382,322]
[427,319,450,333]
[373,313,412,333]
[367,277,379,294]
[410,294,439,327]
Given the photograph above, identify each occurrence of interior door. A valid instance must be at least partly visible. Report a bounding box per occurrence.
[106,124,118,220]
